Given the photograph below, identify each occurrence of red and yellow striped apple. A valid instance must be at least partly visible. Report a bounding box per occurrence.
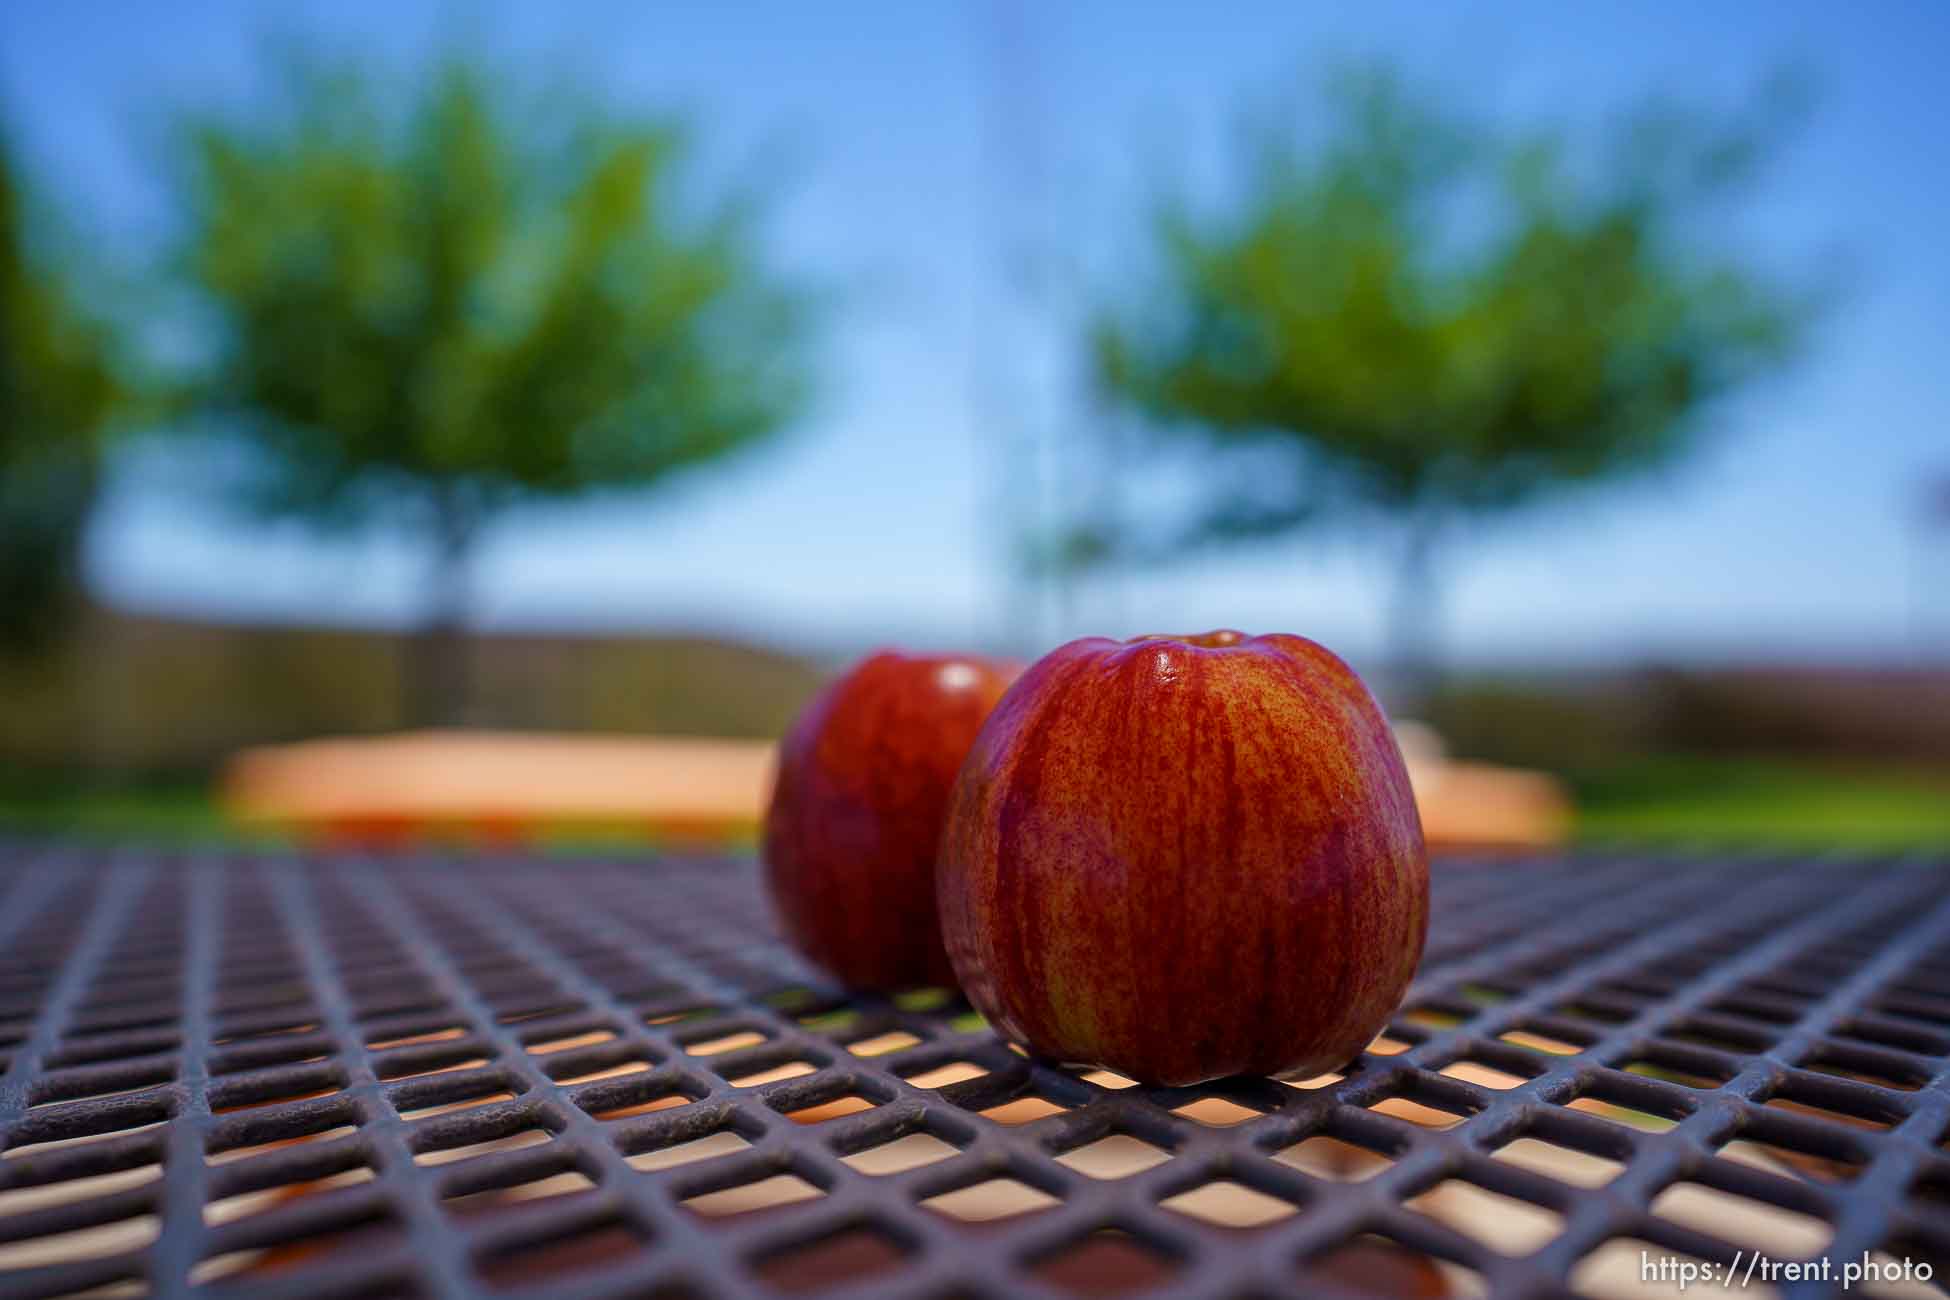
[764,651,1018,991]
[936,630,1427,1085]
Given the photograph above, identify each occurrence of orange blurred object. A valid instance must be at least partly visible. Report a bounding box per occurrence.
[220,725,1568,851]
[221,731,777,846]
[1395,722,1572,851]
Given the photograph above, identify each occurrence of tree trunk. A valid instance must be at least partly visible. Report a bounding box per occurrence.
[1388,510,1443,715]
[405,490,478,729]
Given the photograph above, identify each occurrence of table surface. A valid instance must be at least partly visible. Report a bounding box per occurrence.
[0,842,1947,1299]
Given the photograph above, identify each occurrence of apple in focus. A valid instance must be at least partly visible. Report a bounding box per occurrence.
[764,651,1019,991]
[936,630,1427,1085]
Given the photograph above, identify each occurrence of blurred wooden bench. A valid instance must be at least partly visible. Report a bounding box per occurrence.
[220,727,1569,850]
[221,732,778,845]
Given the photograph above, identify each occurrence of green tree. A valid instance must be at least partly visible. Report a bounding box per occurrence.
[173,52,814,724]
[1091,65,1817,701]
[0,140,125,654]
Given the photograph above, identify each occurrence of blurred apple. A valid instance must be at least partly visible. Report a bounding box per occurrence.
[764,651,1018,991]
[936,630,1427,1085]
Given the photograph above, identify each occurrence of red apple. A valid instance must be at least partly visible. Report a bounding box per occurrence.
[764,651,1019,991]
[936,630,1427,1085]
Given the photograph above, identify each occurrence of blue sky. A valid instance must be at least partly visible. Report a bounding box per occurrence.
[3,1,1946,671]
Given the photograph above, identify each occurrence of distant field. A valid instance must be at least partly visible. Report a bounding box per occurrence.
[0,780,231,840]
[1569,755,1950,848]
[5,753,1945,851]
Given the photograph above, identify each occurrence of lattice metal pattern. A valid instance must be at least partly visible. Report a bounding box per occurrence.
[1,842,1947,1299]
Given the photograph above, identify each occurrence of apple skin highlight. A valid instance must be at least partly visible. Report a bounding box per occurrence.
[936,631,1428,1086]
[764,651,1019,991]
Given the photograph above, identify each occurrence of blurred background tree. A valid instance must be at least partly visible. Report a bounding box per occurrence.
[0,140,126,655]
[1091,63,1819,704]
[171,51,815,725]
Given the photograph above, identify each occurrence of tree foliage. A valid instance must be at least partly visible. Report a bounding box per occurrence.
[173,50,815,720]
[0,143,125,652]
[1091,64,1818,688]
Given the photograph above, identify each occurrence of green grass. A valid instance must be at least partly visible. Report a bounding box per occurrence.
[0,779,233,842]
[1570,754,1950,848]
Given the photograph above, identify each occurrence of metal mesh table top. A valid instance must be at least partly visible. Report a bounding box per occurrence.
[1,842,1947,1300]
